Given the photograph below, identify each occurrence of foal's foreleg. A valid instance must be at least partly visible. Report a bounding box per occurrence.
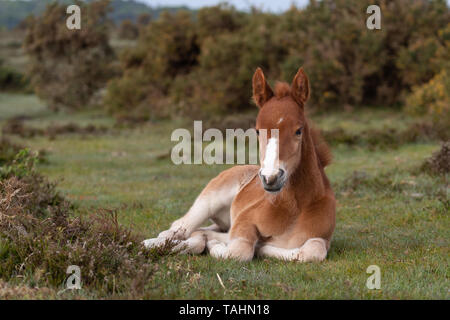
[256,238,328,262]
[143,168,243,252]
[206,223,258,262]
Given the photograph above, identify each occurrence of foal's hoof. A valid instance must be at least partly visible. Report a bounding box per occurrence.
[142,237,163,248]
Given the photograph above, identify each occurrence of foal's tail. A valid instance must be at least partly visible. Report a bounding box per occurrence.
[311,127,332,168]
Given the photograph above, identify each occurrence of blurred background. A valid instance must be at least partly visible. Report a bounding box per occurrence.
[0,0,448,299]
[1,0,449,124]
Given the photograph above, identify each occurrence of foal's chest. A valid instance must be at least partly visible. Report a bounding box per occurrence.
[231,178,299,237]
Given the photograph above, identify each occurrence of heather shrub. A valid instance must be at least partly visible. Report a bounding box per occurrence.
[23,0,114,111]
[421,141,450,176]
[0,149,172,297]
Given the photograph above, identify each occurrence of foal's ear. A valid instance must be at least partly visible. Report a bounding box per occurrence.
[291,67,310,105]
[252,67,273,108]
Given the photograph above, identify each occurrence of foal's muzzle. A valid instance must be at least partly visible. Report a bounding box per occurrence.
[259,168,286,193]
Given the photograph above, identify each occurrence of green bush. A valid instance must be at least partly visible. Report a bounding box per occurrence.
[105,1,450,118]
[23,0,115,111]
[171,13,286,117]
[104,10,198,119]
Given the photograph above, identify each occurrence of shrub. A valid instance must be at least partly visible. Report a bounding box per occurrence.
[118,19,138,39]
[405,23,450,123]
[170,12,286,117]
[104,10,198,119]
[23,0,114,111]
[0,138,22,166]
[105,1,450,118]
[136,13,152,27]
[196,3,245,42]
[405,69,450,124]
[0,60,28,92]
[0,149,171,297]
[421,141,450,176]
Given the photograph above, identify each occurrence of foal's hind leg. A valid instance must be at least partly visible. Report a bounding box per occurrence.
[256,238,329,262]
[143,166,257,253]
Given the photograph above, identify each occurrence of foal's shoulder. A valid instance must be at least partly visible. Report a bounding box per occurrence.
[213,165,259,189]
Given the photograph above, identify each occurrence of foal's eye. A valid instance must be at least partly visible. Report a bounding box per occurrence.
[295,128,302,136]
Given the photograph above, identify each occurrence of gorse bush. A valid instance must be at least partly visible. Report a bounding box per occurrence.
[104,10,198,119]
[105,0,449,119]
[405,69,450,123]
[118,19,139,39]
[24,0,114,111]
[171,12,287,118]
[405,23,450,124]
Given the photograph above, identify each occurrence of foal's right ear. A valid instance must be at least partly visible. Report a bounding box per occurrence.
[252,67,273,108]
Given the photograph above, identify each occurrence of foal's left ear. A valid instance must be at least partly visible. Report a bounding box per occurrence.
[291,67,310,106]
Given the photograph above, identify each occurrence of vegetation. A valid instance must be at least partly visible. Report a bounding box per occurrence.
[23,1,115,111]
[105,0,450,119]
[0,0,192,30]
[0,93,448,299]
[0,133,173,299]
[405,23,450,124]
[0,60,28,92]
[0,0,448,300]
[421,142,450,176]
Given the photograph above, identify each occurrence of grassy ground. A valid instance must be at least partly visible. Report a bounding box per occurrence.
[0,93,448,299]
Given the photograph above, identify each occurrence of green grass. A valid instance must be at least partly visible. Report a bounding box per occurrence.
[0,93,448,299]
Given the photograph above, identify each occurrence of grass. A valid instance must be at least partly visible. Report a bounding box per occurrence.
[0,93,448,299]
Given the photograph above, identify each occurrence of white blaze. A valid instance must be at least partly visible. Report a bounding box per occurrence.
[261,138,279,177]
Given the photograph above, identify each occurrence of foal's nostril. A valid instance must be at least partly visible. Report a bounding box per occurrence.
[264,175,276,185]
[261,169,285,186]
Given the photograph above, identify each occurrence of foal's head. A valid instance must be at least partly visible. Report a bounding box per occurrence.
[253,67,310,193]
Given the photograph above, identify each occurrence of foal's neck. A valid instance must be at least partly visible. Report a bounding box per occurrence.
[289,121,326,201]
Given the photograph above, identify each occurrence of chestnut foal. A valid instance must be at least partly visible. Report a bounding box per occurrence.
[143,67,336,262]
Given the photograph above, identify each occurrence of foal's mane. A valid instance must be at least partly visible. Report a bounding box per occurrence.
[273,81,332,168]
[274,82,291,99]
[310,127,332,168]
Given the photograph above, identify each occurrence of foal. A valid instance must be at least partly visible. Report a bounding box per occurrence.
[143,67,336,262]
